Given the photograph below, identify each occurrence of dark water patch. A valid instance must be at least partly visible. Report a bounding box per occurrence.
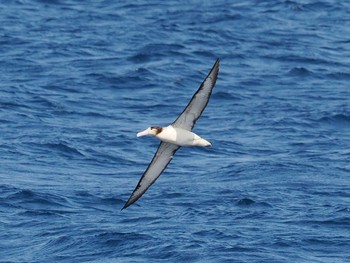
[94,195,125,211]
[304,1,340,12]
[23,141,85,159]
[91,70,154,88]
[74,110,113,119]
[318,113,350,128]
[3,188,75,215]
[96,231,154,247]
[288,67,312,76]
[337,207,350,213]
[210,12,244,23]
[0,184,20,197]
[74,190,95,199]
[193,228,229,240]
[302,236,347,247]
[42,83,85,94]
[258,0,305,12]
[326,71,350,80]
[73,190,124,209]
[18,208,75,217]
[237,198,273,208]
[82,147,134,166]
[28,95,64,110]
[237,198,255,206]
[312,189,350,198]
[93,72,148,90]
[9,189,65,206]
[268,54,341,67]
[159,191,184,199]
[0,100,32,111]
[213,91,241,100]
[37,0,65,5]
[130,43,185,62]
[128,53,152,63]
[309,217,350,227]
[0,33,30,46]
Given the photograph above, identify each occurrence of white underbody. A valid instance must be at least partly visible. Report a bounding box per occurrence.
[156,125,211,147]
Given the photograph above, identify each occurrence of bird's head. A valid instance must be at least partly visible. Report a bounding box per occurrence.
[137,126,163,137]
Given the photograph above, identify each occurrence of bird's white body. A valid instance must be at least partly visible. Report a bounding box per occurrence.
[156,125,211,147]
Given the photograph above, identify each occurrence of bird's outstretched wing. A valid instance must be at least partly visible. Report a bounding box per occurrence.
[122,142,180,209]
[172,59,220,131]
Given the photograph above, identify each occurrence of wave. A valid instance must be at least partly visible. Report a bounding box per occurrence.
[318,113,350,128]
[23,141,85,159]
[1,186,73,214]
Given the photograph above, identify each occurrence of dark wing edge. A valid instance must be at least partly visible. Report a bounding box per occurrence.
[122,142,180,210]
[172,58,220,131]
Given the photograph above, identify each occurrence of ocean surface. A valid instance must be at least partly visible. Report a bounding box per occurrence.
[1,0,350,262]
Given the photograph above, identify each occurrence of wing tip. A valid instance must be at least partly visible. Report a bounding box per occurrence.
[213,58,220,74]
[121,198,134,210]
[121,202,128,211]
[207,58,220,83]
[207,58,220,88]
[121,204,128,211]
[214,58,220,69]
[122,193,138,210]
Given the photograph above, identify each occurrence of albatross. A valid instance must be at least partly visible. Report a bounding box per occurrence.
[123,59,220,209]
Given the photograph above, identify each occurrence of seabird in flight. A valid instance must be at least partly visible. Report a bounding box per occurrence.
[123,59,220,209]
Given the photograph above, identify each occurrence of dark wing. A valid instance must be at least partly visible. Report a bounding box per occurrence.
[122,142,180,209]
[172,59,220,131]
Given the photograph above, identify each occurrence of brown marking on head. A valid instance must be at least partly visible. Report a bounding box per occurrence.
[150,126,163,135]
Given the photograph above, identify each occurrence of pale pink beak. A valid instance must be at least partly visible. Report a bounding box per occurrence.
[137,128,149,137]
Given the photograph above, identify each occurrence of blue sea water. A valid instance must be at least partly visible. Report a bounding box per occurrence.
[1,0,350,262]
